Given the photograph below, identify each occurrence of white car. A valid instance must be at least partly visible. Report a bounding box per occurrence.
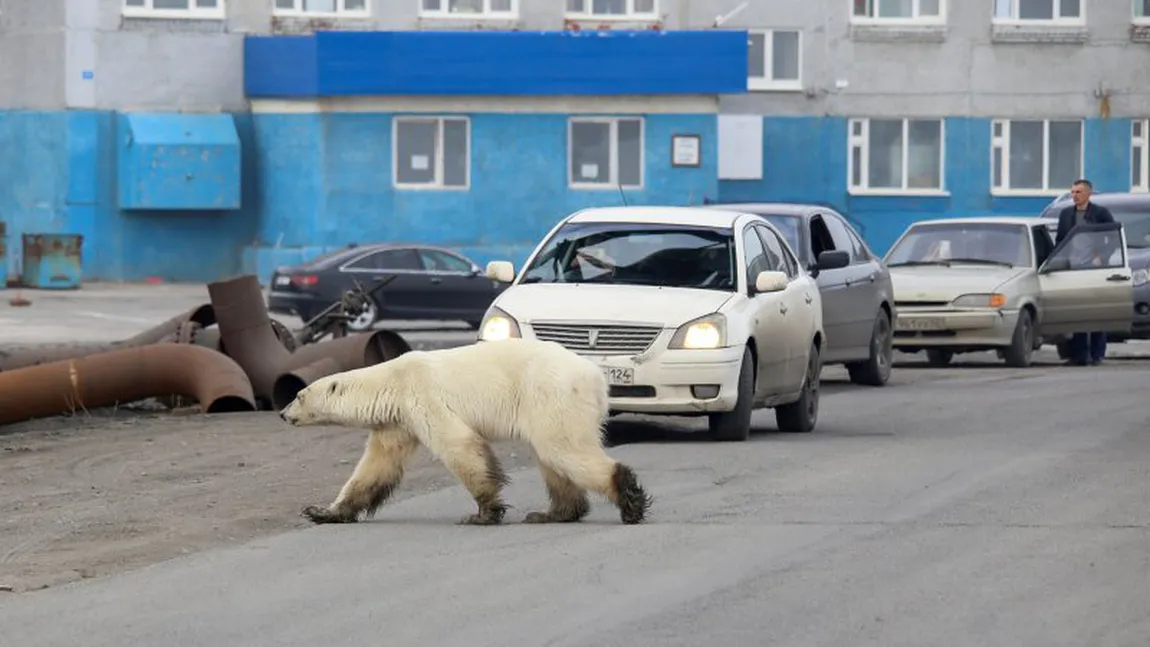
[476,205,850,441]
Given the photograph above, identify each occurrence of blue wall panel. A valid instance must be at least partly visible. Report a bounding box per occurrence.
[244,30,749,98]
[717,116,1138,256]
[117,113,242,211]
[241,111,718,283]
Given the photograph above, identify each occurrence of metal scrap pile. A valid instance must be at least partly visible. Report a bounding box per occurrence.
[0,273,411,426]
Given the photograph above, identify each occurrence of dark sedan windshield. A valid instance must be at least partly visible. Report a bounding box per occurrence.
[519,222,737,291]
[752,214,802,254]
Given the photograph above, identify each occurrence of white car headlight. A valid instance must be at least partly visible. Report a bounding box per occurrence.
[669,313,727,350]
[951,293,1007,309]
[1132,268,1149,287]
[478,307,521,341]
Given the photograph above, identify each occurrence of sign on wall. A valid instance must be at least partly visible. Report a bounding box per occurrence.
[718,115,763,181]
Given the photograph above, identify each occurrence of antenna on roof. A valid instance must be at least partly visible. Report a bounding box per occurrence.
[617,182,629,207]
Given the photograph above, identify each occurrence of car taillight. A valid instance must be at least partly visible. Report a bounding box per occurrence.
[290,274,319,288]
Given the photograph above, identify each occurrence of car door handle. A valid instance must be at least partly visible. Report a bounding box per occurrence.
[779,303,788,315]
[1107,274,1130,282]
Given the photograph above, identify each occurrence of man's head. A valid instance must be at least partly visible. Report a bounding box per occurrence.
[1070,179,1093,208]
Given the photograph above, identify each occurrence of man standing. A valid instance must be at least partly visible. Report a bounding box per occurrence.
[1055,178,1115,366]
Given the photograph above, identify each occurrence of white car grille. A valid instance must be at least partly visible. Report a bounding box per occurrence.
[531,323,662,355]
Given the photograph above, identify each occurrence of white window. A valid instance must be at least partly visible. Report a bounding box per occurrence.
[747,30,802,91]
[273,0,368,15]
[1136,0,1150,23]
[851,0,944,23]
[420,0,516,18]
[565,0,658,20]
[568,117,644,190]
[393,117,470,190]
[990,119,1083,194]
[848,118,945,193]
[993,0,1083,23]
[122,0,224,18]
[1134,120,1149,192]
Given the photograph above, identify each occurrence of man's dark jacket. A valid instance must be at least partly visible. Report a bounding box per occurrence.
[1055,200,1115,245]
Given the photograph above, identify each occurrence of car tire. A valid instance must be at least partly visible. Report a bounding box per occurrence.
[1002,308,1035,368]
[776,340,821,433]
[346,300,379,333]
[708,346,755,442]
[846,309,893,387]
[925,349,953,367]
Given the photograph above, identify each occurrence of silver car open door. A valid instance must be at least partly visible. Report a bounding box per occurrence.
[1036,221,1134,336]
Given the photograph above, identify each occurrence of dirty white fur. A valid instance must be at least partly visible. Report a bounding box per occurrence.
[281,338,649,525]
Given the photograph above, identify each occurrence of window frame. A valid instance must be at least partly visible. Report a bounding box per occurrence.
[850,0,946,25]
[564,0,659,21]
[1137,0,1150,25]
[122,0,225,19]
[992,0,1085,25]
[272,0,370,17]
[418,0,518,19]
[747,29,803,92]
[990,118,1085,197]
[1134,119,1149,193]
[391,115,472,191]
[567,116,645,191]
[847,117,947,196]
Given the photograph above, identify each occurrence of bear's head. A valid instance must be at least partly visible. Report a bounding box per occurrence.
[278,375,355,427]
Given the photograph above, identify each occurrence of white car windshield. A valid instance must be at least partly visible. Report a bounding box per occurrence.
[885,222,1031,268]
[519,222,737,291]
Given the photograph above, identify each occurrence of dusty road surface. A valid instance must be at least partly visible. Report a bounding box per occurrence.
[1,354,1149,646]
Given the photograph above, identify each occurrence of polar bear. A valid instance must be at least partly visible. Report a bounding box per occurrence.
[278,338,652,526]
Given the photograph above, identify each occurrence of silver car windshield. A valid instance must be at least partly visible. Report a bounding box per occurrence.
[519,222,737,291]
[885,223,1031,268]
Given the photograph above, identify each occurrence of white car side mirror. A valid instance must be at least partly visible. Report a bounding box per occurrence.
[754,270,789,294]
[486,260,516,283]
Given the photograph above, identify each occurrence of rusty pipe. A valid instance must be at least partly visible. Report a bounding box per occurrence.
[0,344,256,426]
[194,319,297,356]
[207,274,293,409]
[270,330,411,410]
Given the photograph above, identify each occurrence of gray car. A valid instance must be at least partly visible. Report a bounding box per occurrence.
[710,202,896,386]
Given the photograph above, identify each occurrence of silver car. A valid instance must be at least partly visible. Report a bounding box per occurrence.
[885,216,1135,367]
[710,202,896,386]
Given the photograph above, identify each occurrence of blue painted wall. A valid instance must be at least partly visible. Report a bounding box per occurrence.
[244,30,749,97]
[0,109,259,283]
[242,111,718,283]
[717,116,1138,255]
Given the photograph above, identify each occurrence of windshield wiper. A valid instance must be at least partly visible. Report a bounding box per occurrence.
[943,257,1014,268]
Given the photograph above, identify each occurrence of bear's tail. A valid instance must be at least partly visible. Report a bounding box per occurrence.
[612,462,653,525]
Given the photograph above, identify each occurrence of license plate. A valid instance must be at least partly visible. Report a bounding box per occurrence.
[897,316,946,331]
[274,276,290,286]
[603,367,634,385]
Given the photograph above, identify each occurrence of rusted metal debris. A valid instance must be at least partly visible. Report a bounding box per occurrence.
[0,272,412,425]
[0,344,257,426]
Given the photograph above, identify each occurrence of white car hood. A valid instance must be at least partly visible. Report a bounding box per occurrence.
[495,283,735,328]
[889,266,1028,302]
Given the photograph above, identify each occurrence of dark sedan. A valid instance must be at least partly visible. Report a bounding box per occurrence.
[267,244,508,332]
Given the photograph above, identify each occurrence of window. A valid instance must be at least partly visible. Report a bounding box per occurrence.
[742,227,774,288]
[565,0,657,19]
[821,215,861,265]
[273,0,367,15]
[993,0,1082,22]
[852,0,944,22]
[420,0,516,18]
[1138,0,1150,23]
[568,117,643,189]
[122,0,224,18]
[1134,120,1149,192]
[393,117,470,190]
[747,30,802,91]
[991,119,1082,194]
[346,249,422,271]
[418,249,474,273]
[756,226,798,278]
[848,118,945,193]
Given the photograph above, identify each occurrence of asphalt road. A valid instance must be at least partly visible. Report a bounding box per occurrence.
[1,358,1148,646]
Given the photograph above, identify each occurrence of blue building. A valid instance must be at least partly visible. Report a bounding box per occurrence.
[1,0,1147,283]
